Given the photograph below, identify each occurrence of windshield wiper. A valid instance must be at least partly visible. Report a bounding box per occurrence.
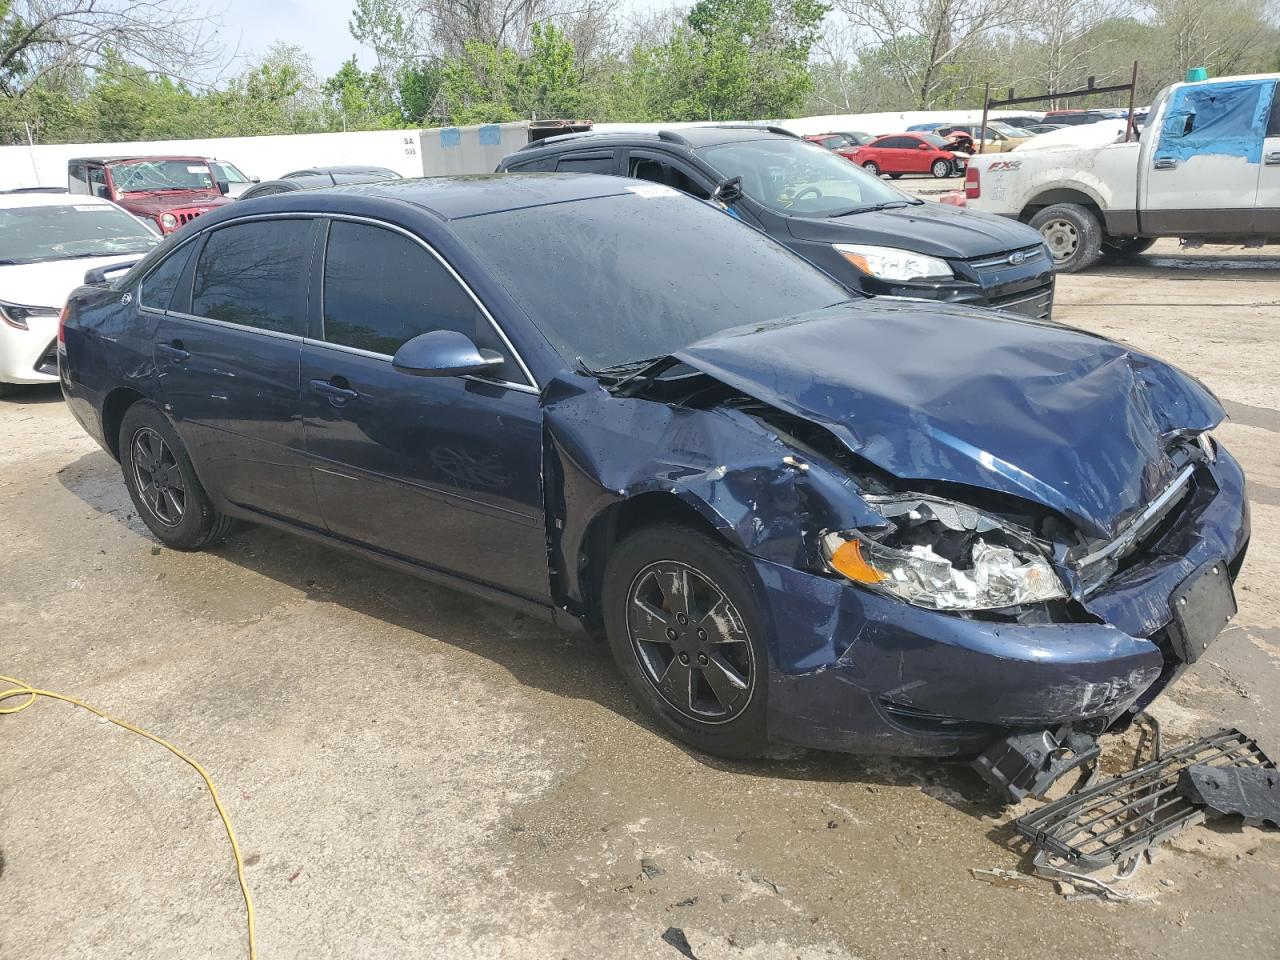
[829,199,920,217]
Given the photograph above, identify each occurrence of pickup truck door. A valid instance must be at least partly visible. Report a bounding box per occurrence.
[1253,85,1280,234]
[1141,79,1273,236]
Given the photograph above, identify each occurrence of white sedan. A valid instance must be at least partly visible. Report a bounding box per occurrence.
[0,191,160,397]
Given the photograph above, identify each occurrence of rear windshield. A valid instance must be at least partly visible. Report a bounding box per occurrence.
[453,188,850,370]
[0,203,159,264]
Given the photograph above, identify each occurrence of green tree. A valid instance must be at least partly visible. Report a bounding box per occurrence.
[626,0,827,121]
[323,55,400,130]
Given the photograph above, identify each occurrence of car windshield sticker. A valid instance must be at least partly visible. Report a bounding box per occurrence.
[626,184,681,198]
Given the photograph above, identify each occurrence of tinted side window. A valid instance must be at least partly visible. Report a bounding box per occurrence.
[140,242,194,311]
[505,155,557,172]
[191,219,313,334]
[1268,84,1280,136]
[628,156,710,199]
[322,221,522,383]
[557,153,614,174]
[877,136,911,149]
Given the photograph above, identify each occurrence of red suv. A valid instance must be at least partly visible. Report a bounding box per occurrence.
[68,156,232,235]
[851,134,967,179]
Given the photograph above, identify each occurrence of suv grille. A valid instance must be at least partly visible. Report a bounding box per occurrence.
[987,285,1054,320]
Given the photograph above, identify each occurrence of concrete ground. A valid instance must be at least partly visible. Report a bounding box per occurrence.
[3,240,1279,960]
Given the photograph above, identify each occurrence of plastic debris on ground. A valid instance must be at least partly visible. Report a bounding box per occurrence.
[972,723,1277,902]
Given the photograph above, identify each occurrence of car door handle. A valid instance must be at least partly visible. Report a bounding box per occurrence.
[155,342,189,362]
[310,377,359,403]
[1153,158,1178,170]
[1266,152,1280,165]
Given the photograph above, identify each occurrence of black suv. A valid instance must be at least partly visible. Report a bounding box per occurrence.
[498,126,1055,318]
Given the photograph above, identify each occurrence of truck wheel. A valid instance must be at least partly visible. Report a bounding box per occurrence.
[1030,203,1103,273]
[1102,236,1157,259]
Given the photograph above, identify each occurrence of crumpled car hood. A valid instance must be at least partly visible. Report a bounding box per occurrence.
[673,300,1223,538]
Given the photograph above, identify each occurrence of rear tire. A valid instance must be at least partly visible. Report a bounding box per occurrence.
[862,161,880,176]
[1102,236,1157,258]
[119,401,234,550]
[931,159,950,178]
[1030,202,1103,273]
[602,523,769,758]
[889,173,903,180]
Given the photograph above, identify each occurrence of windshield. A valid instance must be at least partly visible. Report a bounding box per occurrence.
[0,203,159,264]
[697,138,913,217]
[211,162,250,184]
[988,121,1026,137]
[920,134,951,148]
[109,159,216,193]
[454,189,851,371]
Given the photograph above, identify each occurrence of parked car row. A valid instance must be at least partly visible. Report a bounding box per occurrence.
[50,164,1247,791]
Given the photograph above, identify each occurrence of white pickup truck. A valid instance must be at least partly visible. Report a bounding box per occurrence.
[964,73,1280,271]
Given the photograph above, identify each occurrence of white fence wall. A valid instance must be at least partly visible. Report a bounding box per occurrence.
[0,128,430,191]
[0,111,1044,191]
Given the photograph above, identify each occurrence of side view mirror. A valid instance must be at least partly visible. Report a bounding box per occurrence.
[392,329,504,378]
[712,176,744,206]
[250,176,261,183]
[216,178,230,195]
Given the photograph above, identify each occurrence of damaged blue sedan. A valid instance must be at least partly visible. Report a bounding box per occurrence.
[59,175,1249,797]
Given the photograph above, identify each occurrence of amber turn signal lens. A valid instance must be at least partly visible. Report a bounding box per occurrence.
[828,538,885,584]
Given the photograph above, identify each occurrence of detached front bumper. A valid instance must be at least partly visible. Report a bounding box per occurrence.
[754,450,1250,758]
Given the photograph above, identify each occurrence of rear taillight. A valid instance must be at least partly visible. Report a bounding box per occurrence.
[964,166,980,200]
[57,301,70,344]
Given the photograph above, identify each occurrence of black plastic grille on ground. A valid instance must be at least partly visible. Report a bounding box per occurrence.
[1014,729,1274,870]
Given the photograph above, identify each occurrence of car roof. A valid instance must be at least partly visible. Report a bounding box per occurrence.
[283,165,400,177]
[234,173,635,221]
[0,192,118,210]
[520,124,796,153]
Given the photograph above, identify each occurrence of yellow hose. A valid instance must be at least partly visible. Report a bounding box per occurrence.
[0,673,256,959]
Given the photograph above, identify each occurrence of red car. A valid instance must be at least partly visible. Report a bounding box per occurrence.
[67,156,233,235]
[850,134,968,179]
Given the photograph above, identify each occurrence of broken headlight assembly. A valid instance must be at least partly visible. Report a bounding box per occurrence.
[821,495,1068,611]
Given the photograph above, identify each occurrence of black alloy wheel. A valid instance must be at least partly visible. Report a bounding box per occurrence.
[626,559,756,723]
[119,401,235,550]
[130,426,186,526]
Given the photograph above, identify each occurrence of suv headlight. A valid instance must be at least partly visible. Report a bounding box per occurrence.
[821,494,1067,611]
[833,244,954,282]
[160,212,179,231]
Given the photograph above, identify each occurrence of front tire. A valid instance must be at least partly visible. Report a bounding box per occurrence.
[931,159,950,178]
[862,161,880,176]
[119,401,234,550]
[1030,202,1103,273]
[602,524,769,758]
